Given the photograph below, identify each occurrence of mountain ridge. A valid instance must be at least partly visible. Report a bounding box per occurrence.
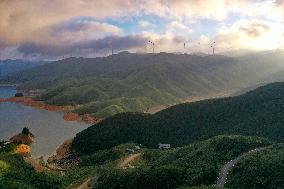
[2,51,284,117]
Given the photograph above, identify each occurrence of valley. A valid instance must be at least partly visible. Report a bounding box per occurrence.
[2,1,284,188]
[1,52,284,189]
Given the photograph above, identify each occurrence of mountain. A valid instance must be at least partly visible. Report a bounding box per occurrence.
[0,135,272,189]
[0,59,48,77]
[226,144,284,189]
[72,82,284,155]
[2,51,284,117]
[92,135,271,189]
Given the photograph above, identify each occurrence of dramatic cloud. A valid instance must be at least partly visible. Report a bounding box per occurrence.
[0,0,284,59]
[17,35,150,58]
[212,20,284,52]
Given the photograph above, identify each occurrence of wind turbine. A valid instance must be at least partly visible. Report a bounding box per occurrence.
[148,40,155,53]
[107,41,114,56]
[183,40,191,54]
[210,41,216,55]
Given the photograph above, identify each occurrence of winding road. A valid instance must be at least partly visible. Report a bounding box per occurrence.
[216,146,271,188]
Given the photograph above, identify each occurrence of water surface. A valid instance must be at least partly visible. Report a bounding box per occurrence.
[0,87,89,158]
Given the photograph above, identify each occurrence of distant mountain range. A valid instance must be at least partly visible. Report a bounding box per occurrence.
[0,59,48,77]
[1,51,284,117]
[2,52,284,189]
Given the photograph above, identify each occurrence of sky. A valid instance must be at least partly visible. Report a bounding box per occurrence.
[1,0,284,60]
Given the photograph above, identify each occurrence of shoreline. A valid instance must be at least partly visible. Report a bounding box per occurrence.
[0,84,18,87]
[0,96,99,124]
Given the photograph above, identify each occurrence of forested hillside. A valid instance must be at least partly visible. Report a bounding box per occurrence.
[93,135,271,189]
[2,51,284,117]
[72,82,284,155]
[226,144,284,189]
[0,135,272,189]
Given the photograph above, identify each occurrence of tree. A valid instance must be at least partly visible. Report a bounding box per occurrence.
[14,92,23,97]
[22,127,30,135]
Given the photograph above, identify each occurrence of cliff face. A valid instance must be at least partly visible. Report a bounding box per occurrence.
[10,133,34,145]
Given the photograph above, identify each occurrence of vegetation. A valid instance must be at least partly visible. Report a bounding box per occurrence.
[21,127,33,136]
[226,144,284,189]
[0,135,277,188]
[179,186,216,189]
[3,53,284,188]
[0,142,17,154]
[14,92,23,97]
[3,51,284,117]
[72,82,284,155]
[0,154,63,189]
[93,135,271,189]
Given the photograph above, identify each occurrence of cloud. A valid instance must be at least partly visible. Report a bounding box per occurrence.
[0,0,137,46]
[141,0,251,21]
[238,22,270,38]
[139,20,156,29]
[50,18,123,45]
[0,0,262,47]
[211,20,284,52]
[1,0,284,59]
[16,35,150,58]
[166,21,192,39]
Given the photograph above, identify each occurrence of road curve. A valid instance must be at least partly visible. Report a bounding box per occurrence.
[216,146,271,188]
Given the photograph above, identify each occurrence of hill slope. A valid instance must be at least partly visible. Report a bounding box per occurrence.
[226,144,284,189]
[93,135,271,189]
[72,82,284,155]
[2,51,284,117]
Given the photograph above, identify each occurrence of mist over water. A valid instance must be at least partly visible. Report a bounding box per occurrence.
[0,87,89,158]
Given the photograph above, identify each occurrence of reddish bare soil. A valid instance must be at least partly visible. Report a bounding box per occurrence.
[63,112,81,121]
[0,97,99,124]
[119,153,142,169]
[10,133,35,145]
[48,139,73,161]
[63,112,100,124]
[24,157,50,172]
[0,97,67,111]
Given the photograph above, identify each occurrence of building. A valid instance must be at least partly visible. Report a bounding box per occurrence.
[158,143,171,149]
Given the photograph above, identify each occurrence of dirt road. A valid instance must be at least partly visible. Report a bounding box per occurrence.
[119,153,141,168]
[216,146,271,188]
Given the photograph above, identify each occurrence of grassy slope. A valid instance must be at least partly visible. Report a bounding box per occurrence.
[3,52,284,117]
[72,82,284,155]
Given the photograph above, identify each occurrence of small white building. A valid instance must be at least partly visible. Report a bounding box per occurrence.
[158,143,171,149]
[134,145,141,150]
[126,148,135,153]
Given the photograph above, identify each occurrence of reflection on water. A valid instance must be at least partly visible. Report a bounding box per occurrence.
[0,87,89,158]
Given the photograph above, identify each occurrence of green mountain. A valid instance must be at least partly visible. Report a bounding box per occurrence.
[93,135,271,189]
[226,144,284,189]
[72,82,284,155]
[0,135,271,189]
[2,51,284,117]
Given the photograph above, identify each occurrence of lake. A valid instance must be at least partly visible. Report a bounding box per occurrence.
[0,87,89,158]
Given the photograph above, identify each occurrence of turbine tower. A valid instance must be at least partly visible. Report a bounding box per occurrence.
[108,41,114,56]
[183,40,190,54]
[148,40,155,53]
[210,41,216,55]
